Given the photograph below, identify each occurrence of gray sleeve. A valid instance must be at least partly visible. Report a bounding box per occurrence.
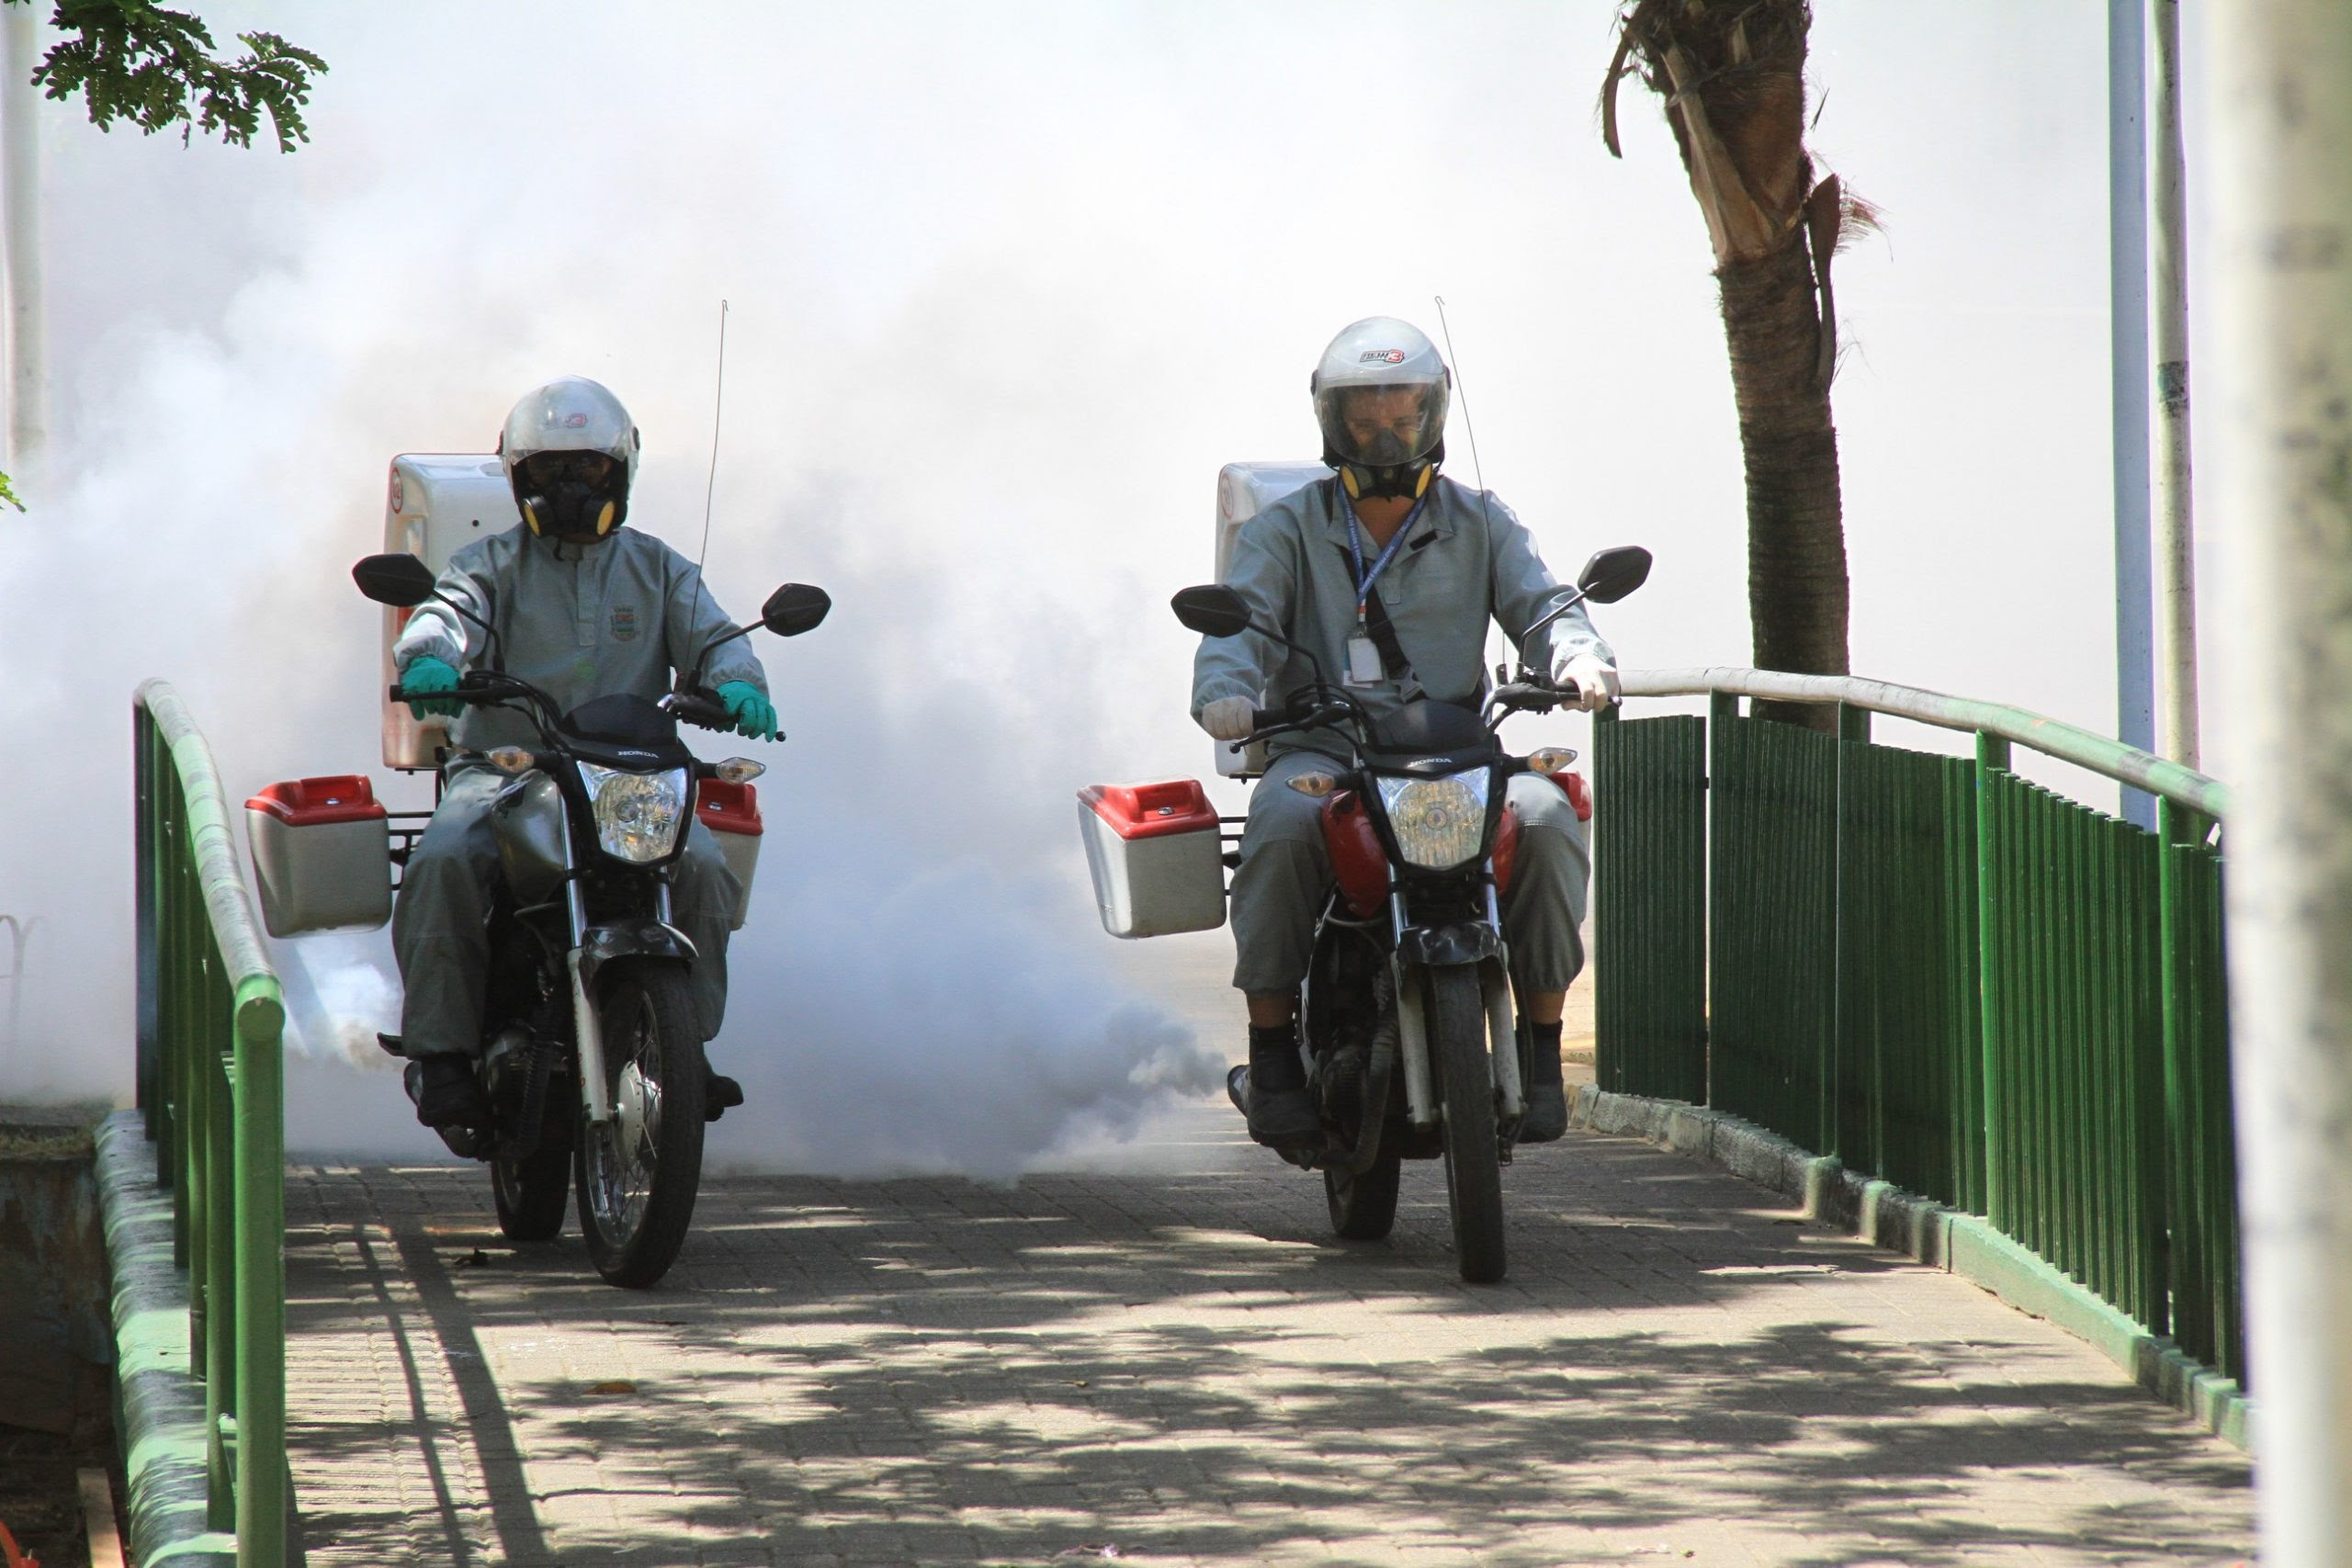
[1484,494,1614,678]
[390,547,499,670]
[664,560,768,696]
[1191,511,1294,720]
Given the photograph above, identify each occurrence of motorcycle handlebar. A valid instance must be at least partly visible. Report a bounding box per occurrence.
[1235,700,1353,750]
[1490,677,1584,715]
[386,676,739,735]
[664,692,733,732]
[387,682,501,706]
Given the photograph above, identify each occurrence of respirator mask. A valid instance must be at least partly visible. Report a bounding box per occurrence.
[517,451,628,543]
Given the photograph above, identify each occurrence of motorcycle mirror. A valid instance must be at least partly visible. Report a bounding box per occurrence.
[760,583,831,637]
[1170,585,1253,638]
[1576,546,1653,605]
[352,553,438,608]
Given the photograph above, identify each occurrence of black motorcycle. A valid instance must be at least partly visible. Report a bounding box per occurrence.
[353,552,829,1288]
[1171,546,1649,1283]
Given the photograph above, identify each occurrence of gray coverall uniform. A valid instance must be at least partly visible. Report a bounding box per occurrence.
[1191,475,1612,998]
[390,525,768,1058]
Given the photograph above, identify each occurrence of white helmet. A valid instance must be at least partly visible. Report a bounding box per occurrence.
[1310,317,1451,501]
[499,376,641,542]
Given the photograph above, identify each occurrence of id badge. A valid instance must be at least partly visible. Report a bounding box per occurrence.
[1345,633,1385,687]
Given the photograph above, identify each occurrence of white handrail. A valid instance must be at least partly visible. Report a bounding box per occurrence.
[1618,666,2229,819]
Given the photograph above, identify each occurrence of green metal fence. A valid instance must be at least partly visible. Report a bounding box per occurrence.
[1707,696,1838,1149]
[134,679,289,1566]
[1590,711,1707,1102]
[1594,679,2244,1387]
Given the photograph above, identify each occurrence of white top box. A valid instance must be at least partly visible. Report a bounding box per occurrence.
[1212,462,1327,780]
[380,454,523,770]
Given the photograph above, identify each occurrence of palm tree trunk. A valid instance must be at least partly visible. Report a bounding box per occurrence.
[1602,0,1858,732]
[1721,231,1849,728]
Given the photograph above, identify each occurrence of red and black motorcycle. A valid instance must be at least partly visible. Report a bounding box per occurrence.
[1171,546,1649,1283]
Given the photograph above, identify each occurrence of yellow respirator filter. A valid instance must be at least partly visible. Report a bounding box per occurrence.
[1339,463,1431,502]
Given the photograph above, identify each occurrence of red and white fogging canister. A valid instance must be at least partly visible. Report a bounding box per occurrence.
[244,775,393,938]
[694,779,763,931]
[1075,778,1227,939]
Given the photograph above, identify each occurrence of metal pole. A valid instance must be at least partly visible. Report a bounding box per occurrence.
[2149,0,2199,769]
[2109,0,2156,828]
[2207,1,2352,1560]
[2,6,43,480]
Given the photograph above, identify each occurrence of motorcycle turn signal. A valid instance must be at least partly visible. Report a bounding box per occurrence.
[486,746,537,774]
[1521,747,1577,774]
[1284,772,1338,797]
[712,757,765,785]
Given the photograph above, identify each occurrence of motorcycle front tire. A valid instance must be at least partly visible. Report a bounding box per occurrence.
[574,963,707,1288]
[1430,965,1506,1283]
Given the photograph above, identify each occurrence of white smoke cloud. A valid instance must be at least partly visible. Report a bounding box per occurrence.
[0,4,2146,1169]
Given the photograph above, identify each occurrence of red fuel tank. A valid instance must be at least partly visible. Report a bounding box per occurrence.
[1492,772,1592,895]
[1322,789,1388,918]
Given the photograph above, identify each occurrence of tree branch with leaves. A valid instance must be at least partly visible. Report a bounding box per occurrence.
[8,0,324,152]
[0,3,322,513]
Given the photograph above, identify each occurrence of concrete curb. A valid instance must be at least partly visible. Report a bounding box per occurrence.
[1569,1086,2253,1452]
[93,1112,237,1566]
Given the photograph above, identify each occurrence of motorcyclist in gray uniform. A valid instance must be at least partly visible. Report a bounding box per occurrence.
[392,377,777,1131]
[1192,318,1621,1151]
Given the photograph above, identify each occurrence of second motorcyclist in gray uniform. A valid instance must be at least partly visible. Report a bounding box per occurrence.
[392,376,777,1131]
[1192,317,1621,1151]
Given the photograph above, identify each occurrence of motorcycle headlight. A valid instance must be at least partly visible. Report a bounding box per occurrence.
[1374,769,1492,871]
[577,762,690,863]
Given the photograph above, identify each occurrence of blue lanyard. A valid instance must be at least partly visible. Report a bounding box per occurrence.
[1340,492,1426,621]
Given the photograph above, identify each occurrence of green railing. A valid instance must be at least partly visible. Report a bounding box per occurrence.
[134,679,288,1566]
[1592,670,2243,1386]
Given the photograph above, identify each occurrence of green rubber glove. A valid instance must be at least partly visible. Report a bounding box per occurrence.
[717,680,776,740]
[399,656,463,719]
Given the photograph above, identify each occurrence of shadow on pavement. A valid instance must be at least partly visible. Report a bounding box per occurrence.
[282,1132,2253,1567]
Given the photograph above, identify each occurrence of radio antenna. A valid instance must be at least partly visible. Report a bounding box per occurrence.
[695,299,730,572]
[1436,295,1517,684]
[1432,295,1488,501]
[680,299,735,694]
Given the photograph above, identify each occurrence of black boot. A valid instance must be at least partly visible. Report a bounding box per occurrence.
[1519,1019,1568,1144]
[1241,1021,1319,1150]
[410,1054,491,1130]
[703,1043,743,1122]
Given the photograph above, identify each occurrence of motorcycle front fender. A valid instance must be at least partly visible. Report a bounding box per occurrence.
[1396,920,1503,968]
[576,919,699,995]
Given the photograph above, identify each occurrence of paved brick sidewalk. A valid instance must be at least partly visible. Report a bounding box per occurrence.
[280,1095,2253,1568]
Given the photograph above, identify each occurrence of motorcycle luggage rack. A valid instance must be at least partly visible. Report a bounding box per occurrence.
[387,809,433,885]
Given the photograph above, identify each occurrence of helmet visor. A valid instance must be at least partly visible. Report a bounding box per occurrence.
[518,450,621,490]
[1316,380,1447,469]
